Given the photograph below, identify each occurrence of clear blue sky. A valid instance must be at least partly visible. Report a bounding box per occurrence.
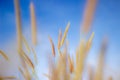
[0,0,120,79]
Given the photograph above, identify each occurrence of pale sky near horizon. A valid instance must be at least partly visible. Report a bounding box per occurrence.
[0,0,120,80]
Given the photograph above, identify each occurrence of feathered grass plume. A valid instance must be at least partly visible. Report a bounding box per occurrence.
[81,0,97,33]
[46,21,95,80]
[58,29,62,50]
[60,22,70,48]
[48,36,56,57]
[30,2,37,45]
[68,54,74,73]
[0,0,116,80]
[14,0,22,51]
[94,37,108,80]
[14,0,38,80]
[73,40,86,80]
[86,32,94,52]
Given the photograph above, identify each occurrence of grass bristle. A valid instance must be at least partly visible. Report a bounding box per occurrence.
[0,50,9,60]
[22,35,31,53]
[31,48,38,64]
[21,50,34,71]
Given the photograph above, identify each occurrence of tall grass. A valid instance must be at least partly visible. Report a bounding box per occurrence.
[0,0,115,80]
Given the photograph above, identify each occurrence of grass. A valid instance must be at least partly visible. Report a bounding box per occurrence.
[0,0,115,80]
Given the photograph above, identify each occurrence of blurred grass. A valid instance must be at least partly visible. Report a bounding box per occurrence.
[0,0,116,80]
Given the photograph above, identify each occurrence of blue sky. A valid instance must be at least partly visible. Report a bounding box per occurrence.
[0,0,120,79]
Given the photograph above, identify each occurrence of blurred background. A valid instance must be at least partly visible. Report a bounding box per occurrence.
[0,0,120,80]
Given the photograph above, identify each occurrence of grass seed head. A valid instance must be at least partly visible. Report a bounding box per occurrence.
[48,36,56,57]
[58,29,62,50]
[60,22,70,48]
[30,2,37,45]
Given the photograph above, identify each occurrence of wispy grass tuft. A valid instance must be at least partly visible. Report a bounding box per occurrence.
[0,0,116,80]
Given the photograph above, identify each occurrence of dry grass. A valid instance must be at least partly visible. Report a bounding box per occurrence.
[30,2,37,45]
[22,35,31,53]
[68,54,74,73]
[0,50,9,61]
[81,0,97,33]
[58,29,62,50]
[48,36,56,57]
[14,0,22,51]
[60,22,70,48]
[31,47,38,64]
[94,37,108,80]
[0,0,116,80]
[0,76,16,80]
[14,0,38,80]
